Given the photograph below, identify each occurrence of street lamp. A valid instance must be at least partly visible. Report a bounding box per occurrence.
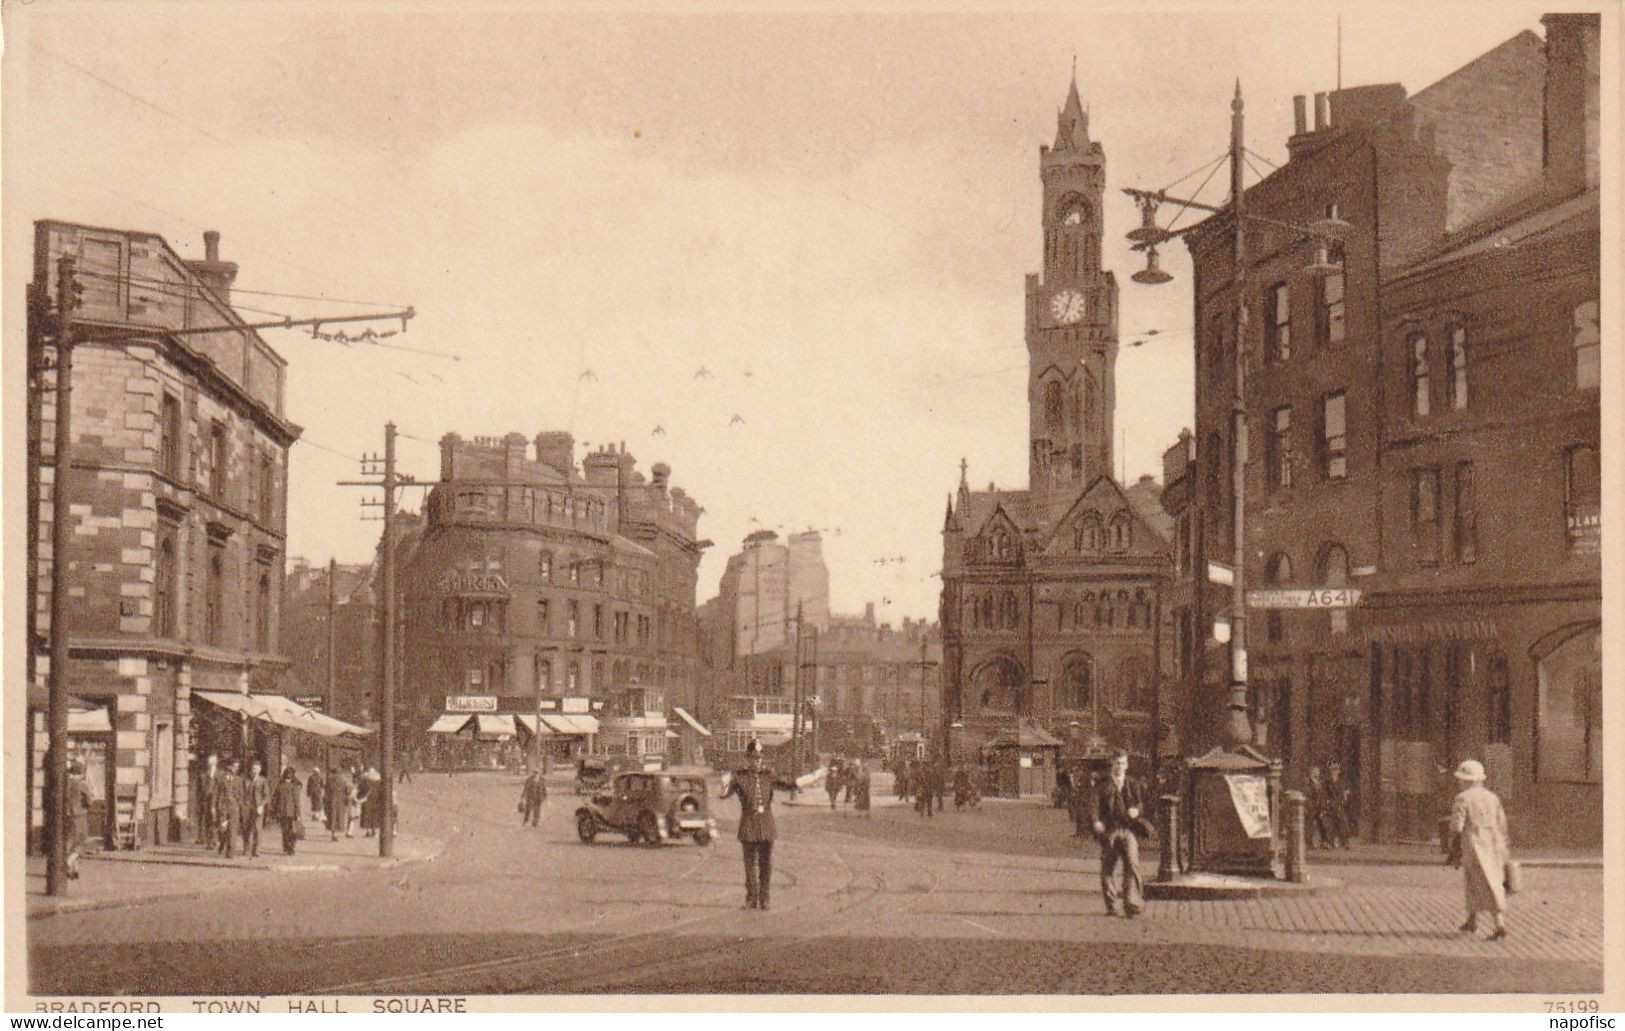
[1123,81,1347,752]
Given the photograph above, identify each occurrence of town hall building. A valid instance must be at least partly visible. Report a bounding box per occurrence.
[939,79,1173,788]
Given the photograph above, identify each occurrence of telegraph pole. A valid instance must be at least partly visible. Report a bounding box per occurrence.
[340,423,416,858]
[45,257,81,897]
[327,558,338,711]
[791,602,804,770]
[1224,82,1253,749]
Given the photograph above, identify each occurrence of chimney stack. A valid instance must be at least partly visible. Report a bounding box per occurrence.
[1313,93,1329,131]
[1541,13,1601,195]
[1293,95,1308,135]
[185,230,239,305]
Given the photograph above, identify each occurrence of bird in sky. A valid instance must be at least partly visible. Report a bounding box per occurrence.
[694,366,712,379]
[579,368,596,381]
[743,369,753,378]
[729,414,745,426]
[651,425,666,435]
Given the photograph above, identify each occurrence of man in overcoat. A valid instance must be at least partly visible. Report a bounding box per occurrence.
[722,739,797,910]
[216,758,245,859]
[1091,752,1149,917]
[243,759,270,858]
[195,752,222,848]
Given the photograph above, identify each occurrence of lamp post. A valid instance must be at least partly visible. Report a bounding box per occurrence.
[1123,81,1348,752]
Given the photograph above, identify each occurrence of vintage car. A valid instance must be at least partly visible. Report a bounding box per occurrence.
[576,770,716,846]
[574,755,651,795]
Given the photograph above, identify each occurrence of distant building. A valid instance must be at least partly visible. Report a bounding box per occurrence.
[938,78,1175,787]
[279,559,374,721]
[396,433,704,761]
[1176,14,1600,845]
[27,224,298,846]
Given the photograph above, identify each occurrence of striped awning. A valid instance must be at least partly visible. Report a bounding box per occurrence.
[195,691,371,738]
[476,714,516,738]
[427,713,474,734]
[670,706,711,737]
[539,714,598,736]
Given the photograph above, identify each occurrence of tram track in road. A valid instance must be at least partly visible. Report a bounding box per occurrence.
[528,827,946,994]
[312,831,817,996]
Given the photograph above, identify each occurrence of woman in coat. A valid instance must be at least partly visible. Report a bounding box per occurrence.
[305,766,327,831]
[326,766,355,840]
[1450,759,1510,939]
[271,767,305,855]
[358,766,383,836]
[64,759,93,879]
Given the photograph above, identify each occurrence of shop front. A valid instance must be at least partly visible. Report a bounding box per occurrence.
[1350,594,1601,848]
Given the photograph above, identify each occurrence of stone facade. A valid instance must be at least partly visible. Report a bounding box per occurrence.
[939,80,1174,767]
[28,222,298,846]
[397,433,704,748]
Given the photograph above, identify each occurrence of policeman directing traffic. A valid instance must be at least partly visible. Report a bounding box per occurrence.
[722,739,798,910]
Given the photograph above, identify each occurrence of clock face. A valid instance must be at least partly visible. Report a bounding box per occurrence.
[1049,288,1087,325]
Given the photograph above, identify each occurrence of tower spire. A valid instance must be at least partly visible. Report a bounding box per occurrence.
[1054,64,1089,151]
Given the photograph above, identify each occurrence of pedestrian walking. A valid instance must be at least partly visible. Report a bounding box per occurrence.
[358,766,383,837]
[195,752,221,848]
[1091,751,1149,918]
[825,760,842,812]
[305,766,327,832]
[216,758,245,858]
[63,759,93,880]
[853,761,871,817]
[721,739,797,910]
[1308,766,1338,849]
[1329,762,1354,847]
[242,759,270,858]
[932,764,946,814]
[519,769,546,826]
[271,767,304,855]
[1449,759,1511,940]
[326,765,355,840]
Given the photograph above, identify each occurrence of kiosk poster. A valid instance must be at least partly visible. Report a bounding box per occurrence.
[1224,772,1272,839]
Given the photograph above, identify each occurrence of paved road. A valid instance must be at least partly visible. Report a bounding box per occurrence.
[28,772,1602,997]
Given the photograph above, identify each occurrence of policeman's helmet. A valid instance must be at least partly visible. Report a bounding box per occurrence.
[745,739,764,758]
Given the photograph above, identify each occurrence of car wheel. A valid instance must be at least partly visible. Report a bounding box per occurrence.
[692,829,712,847]
[576,812,597,844]
[638,811,661,847]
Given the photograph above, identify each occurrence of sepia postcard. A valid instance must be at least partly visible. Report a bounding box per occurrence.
[2,0,1619,1015]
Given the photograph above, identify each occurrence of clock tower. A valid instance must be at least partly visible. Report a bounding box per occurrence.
[1026,73,1118,500]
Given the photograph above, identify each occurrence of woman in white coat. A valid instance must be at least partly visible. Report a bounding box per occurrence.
[1450,759,1509,940]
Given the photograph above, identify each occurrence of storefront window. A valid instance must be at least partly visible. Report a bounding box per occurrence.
[1537,627,1601,783]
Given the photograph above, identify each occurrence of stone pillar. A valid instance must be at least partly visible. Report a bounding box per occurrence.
[1284,789,1308,883]
[1157,793,1180,882]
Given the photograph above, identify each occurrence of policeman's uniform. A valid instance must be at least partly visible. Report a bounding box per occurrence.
[723,745,796,910]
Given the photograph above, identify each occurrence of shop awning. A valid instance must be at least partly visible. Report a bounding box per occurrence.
[514,714,548,735]
[539,714,598,736]
[195,691,372,738]
[670,706,711,737]
[427,714,474,734]
[476,714,516,738]
[68,706,111,733]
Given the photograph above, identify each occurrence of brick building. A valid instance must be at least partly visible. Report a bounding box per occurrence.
[27,223,299,846]
[399,433,705,759]
[278,558,376,722]
[1173,15,1600,845]
[938,78,1175,785]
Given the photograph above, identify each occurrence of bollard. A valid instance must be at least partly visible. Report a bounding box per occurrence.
[1284,789,1308,883]
[1157,794,1180,882]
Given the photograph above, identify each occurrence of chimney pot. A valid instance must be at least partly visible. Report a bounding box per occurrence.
[1313,93,1329,131]
[204,230,220,262]
[1293,95,1307,135]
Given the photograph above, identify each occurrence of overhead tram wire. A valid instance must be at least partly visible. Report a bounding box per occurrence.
[1245,146,1282,171]
[73,266,409,310]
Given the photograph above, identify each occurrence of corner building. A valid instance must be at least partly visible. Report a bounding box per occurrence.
[401,433,704,756]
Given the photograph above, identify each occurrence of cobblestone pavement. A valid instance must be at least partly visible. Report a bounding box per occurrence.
[25,772,1603,997]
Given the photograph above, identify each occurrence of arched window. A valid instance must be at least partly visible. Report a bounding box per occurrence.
[973,657,1027,714]
[1109,513,1132,550]
[968,596,980,630]
[1447,327,1469,410]
[981,596,995,628]
[1266,552,1294,643]
[1409,332,1431,417]
[1044,380,1064,434]
[154,534,177,638]
[1319,544,1350,634]
[1061,654,1094,711]
[1003,592,1020,630]
[1075,512,1102,551]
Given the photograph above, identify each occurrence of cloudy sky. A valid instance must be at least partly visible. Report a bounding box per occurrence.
[4,1,1550,621]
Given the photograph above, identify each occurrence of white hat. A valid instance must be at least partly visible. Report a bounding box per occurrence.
[1453,759,1486,782]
